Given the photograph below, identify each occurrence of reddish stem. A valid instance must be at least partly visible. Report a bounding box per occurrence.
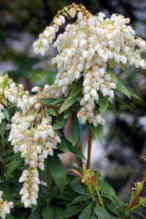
[86,128,92,169]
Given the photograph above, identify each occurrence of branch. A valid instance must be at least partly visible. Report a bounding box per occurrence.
[86,128,92,169]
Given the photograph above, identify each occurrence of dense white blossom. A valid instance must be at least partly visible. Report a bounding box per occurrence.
[0,74,36,111]
[19,168,40,208]
[33,4,146,125]
[0,74,60,207]
[0,191,13,219]
[9,112,60,170]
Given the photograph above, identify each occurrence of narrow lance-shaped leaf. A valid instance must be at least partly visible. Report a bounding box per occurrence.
[59,84,81,114]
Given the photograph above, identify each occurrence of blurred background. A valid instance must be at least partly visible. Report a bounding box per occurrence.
[1,0,146,201]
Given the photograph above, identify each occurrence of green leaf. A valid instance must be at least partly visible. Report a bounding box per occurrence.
[59,84,81,114]
[63,110,73,119]
[47,156,67,191]
[94,207,117,219]
[106,201,123,217]
[3,108,10,120]
[42,98,64,106]
[90,125,103,139]
[54,207,65,219]
[99,97,109,113]
[53,117,66,130]
[71,180,87,195]
[7,216,15,219]
[139,197,146,206]
[59,138,83,159]
[79,204,93,219]
[65,118,80,146]
[59,97,77,114]
[47,108,58,116]
[70,195,90,205]
[91,216,98,219]
[6,157,22,178]
[29,209,41,219]
[42,207,55,219]
[99,180,117,201]
[64,205,81,218]
[116,80,140,100]
[29,70,56,86]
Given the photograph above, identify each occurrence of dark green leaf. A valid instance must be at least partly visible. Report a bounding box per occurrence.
[47,156,67,191]
[65,118,80,146]
[91,215,98,219]
[59,138,83,159]
[106,201,123,217]
[42,98,64,106]
[47,108,58,116]
[6,157,22,178]
[99,180,117,201]
[53,117,66,130]
[42,207,55,219]
[94,207,117,219]
[79,203,93,219]
[64,205,81,218]
[71,180,87,195]
[54,207,65,219]
[29,209,41,219]
[70,195,90,205]
[7,216,15,219]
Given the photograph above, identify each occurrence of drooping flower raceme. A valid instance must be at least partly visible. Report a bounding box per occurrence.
[0,191,13,219]
[33,4,146,126]
[9,111,60,171]
[0,74,60,208]
[19,168,40,208]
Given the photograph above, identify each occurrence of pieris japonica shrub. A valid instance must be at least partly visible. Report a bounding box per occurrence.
[1,3,146,219]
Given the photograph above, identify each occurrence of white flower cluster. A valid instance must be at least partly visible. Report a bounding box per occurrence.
[33,4,146,126]
[0,75,60,208]
[9,112,60,171]
[0,191,13,219]
[19,168,40,208]
[0,74,37,111]
[33,3,90,56]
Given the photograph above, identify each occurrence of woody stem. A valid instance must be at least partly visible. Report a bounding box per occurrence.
[86,128,92,169]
